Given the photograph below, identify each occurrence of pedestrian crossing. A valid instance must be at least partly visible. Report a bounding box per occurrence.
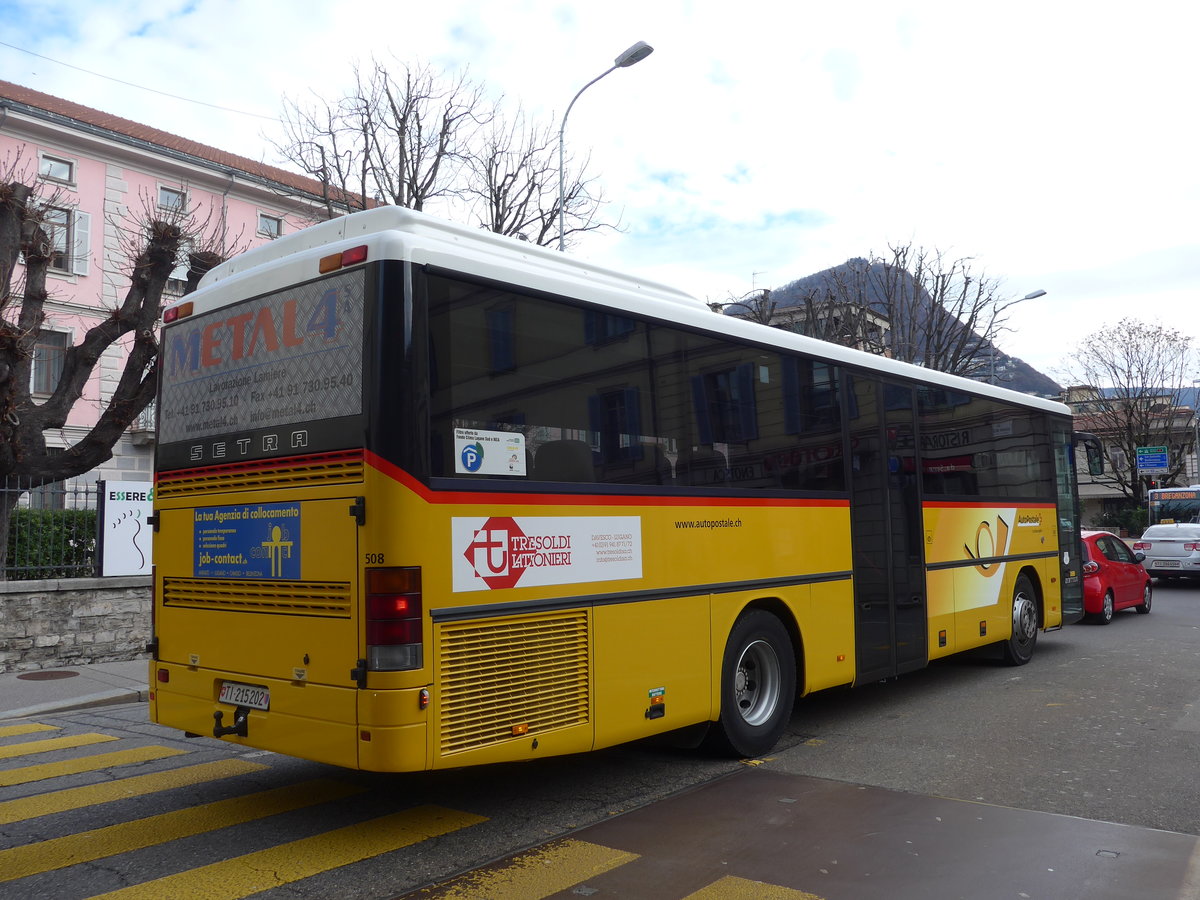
[0,719,820,899]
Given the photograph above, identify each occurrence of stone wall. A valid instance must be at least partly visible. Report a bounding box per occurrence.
[0,576,151,673]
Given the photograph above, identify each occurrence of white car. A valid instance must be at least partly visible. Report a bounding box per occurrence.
[1133,523,1200,580]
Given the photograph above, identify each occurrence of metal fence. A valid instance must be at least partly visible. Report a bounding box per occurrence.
[2,479,100,580]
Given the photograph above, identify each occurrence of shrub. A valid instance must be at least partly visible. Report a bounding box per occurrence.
[4,508,98,580]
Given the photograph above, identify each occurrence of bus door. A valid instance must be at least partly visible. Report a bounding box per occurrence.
[847,377,928,683]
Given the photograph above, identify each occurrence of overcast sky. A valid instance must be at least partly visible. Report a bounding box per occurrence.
[2,0,1196,380]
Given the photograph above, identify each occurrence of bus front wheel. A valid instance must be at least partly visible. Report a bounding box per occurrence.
[1002,573,1039,666]
[709,609,796,758]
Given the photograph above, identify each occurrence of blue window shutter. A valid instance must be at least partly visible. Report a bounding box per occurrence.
[588,394,602,445]
[487,308,514,372]
[624,387,643,460]
[736,363,758,440]
[691,376,712,444]
[783,358,801,434]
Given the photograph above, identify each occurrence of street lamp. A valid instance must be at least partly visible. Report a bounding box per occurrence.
[1192,378,1200,482]
[557,40,654,251]
[989,289,1047,383]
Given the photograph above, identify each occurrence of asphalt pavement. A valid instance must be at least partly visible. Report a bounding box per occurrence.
[4,648,1200,898]
[0,656,149,719]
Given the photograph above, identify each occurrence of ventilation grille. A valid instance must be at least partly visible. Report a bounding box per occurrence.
[156,450,364,498]
[163,578,352,617]
[438,611,590,756]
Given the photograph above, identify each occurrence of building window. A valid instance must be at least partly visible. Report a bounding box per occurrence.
[158,186,187,212]
[44,206,72,272]
[167,239,194,294]
[258,214,283,239]
[39,207,90,275]
[692,364,759,445]
[32,330,69,395]
[26,449,67,510]
[39,154,75,185]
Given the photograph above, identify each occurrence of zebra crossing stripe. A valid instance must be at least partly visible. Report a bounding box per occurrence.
[682,875,824,899]
[0,745,186,786]
[0,732,116,759]
[1,777,364,882]
[87,805,488,900]
[0,723,59,738]
[0,758,266,825]
[409,839,638,899]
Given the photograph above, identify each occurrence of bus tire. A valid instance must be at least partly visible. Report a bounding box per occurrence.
[708,609,796,758]
[1002,573,1039,666]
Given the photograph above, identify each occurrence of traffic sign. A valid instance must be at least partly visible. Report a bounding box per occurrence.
[1136,446,1169,474]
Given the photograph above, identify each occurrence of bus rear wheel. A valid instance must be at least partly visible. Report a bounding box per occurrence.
[1002,573,1039,666]
[708,609,796,758]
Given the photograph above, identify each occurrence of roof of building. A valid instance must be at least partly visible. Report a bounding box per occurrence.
[0,79,338,202]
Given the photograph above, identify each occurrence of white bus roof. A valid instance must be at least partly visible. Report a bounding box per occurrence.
[172,206,1069,417]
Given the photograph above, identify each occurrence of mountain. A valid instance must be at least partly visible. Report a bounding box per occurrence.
[765,259,1062,399]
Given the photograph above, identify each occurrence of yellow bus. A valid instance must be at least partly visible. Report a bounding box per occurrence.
[149,207,1088,771]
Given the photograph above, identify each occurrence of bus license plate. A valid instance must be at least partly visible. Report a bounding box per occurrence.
[218,681,270,710]
[1155,560,1181,568]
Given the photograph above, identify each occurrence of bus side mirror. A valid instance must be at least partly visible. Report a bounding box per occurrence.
[1075,432,1105,476]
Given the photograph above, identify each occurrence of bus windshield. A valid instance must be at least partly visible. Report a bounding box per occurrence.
[1149,488,1200,525]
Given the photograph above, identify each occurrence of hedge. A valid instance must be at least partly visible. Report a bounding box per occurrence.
[4,508,98,580]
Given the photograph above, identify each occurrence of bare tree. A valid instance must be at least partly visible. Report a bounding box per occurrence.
[275,59,489,217]
[273,58,619,246]
[708,288,776,325]
[465,106,611,246]
[1058,319,1195,505]
[0,167,226,576]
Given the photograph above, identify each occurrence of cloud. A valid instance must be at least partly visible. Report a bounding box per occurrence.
[1,0,1196,378]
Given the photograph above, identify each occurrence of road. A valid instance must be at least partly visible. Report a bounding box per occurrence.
[1,580,1198,899]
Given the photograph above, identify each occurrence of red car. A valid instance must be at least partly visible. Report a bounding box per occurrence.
[1081,530,1152,624]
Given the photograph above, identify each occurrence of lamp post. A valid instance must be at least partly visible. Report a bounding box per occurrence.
[1192,378,1200,482]
[558,41,654,251]
[989,289,1047,383]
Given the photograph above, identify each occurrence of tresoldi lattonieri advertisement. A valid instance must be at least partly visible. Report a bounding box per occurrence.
[452,515,642,592]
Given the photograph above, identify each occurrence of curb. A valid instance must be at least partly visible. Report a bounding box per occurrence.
[0,687,149,721]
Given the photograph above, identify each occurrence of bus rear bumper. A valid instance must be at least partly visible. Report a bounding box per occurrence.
[149,661,428,771]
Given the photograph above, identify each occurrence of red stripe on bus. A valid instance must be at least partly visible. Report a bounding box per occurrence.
[364,450,848,509]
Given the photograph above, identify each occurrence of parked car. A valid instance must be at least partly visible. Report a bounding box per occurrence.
[1133,523,1200,580]
[1081,530,1152,624]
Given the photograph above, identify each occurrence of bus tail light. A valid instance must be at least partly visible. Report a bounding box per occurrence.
[366,567,423,671]
[319,244,369,274]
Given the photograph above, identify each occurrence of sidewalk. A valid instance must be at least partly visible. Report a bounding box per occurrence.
[0,658,150,720]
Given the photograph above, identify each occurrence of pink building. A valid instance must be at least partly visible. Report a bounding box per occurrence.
[0,80,345,487]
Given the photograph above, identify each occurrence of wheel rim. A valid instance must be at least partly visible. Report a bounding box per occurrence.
[1103,592,1114,619]
[733,639,782,726]
[1143,585,1152,608]
[1012,589,1038,644]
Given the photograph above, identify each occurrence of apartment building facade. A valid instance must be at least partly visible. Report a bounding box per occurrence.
[0,79,344,489]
